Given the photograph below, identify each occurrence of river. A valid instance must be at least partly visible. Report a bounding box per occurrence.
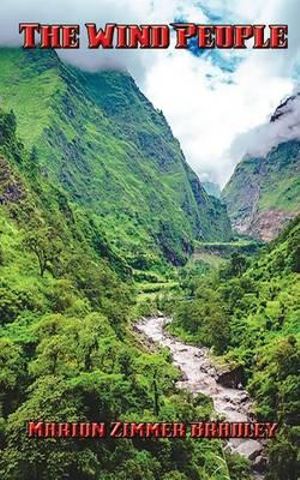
[136,316,266,477]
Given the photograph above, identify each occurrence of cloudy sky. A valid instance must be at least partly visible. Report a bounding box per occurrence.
[0,0,299,186]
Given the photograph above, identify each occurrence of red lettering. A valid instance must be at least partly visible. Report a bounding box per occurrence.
[110,421,123,437]
[231,422,245,438]
[190,422,205,437]
[86,23,115,48]
[151,25,170,48]
[205,422,218,437]
[161,423,173,438]
[127,25,151,48]
[71,423,78,437]
[215,26,234,48]
[58,423,70,437]
[254,422,267,438]
[270,25,288,48]
[19,23,40,48]
[234,25,253,48]
[198,26,215,48]
[62,25,80,49]
[173,422,186,438]
[145,423,160,438]
[79,423,90,437]
[130,423,145,437]
[116,25,127,48]
[91,422,106,437]
[173,23,197,48]
[218,422,231,438]
[45,423,56,437]
[40,25,61,49]
[253,25,270,48]
[27,421,44,437]
[266,422,278,437]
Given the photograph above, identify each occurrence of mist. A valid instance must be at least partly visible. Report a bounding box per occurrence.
[228,92,300,166]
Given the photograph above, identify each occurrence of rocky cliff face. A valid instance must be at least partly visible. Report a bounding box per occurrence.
[0,47,232,269]
[222,96,300,241]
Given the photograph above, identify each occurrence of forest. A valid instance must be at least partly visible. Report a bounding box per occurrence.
[0,46,299,480]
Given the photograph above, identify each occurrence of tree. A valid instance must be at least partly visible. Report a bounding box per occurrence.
[23,227,62,277]
[229,253,248,277]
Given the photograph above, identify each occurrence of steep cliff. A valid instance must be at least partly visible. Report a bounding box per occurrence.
[223,95,300,241]
[0,47,232,270]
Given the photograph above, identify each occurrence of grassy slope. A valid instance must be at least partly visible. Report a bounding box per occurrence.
[0,47,231,272]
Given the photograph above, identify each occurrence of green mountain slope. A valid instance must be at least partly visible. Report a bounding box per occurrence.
[0,47,231,271]
[222,96,300,241]
[0,98,250,478]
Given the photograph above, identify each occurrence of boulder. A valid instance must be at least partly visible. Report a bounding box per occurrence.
[235,439,263,460]
[253,455,267,473]
[216,365,244,388]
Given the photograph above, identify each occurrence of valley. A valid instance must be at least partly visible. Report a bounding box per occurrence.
[0,46,299,480]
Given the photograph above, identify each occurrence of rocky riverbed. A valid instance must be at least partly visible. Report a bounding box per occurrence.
[136,316,267,477]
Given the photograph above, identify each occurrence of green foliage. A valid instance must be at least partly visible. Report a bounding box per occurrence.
[0,63,237,480]
[266,430,299,480]
[170,283,230,354]
[23,226,63,277]
[2,46,298,480]
[0,47,231,273]
[0,285,37,325]
[170,216,300,478]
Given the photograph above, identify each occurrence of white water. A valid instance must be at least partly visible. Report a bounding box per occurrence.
[136,316,265,472]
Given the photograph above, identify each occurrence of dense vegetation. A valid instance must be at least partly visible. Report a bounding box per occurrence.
[0,47,231,274]
[167,217,300,479]
[0,76,246,478]
[0,46,298,480]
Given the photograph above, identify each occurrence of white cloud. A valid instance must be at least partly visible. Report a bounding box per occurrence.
[145,46,293,185]
[229,93,300,160]
[0,0,299,186]
[144,0,298,185]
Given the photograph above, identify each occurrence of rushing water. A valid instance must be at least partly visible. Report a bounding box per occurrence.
[136,316,265,475]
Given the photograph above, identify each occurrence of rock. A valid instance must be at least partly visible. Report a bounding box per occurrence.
[195,351,204,358]
[216,365,244,388]
[240,392,250,403]
[223,395,232,402]
[235,439,263,460]
[253,455,267,473]
[207,367,217,377]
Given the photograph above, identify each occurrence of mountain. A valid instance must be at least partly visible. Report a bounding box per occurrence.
[0,47,231,272]
[202,181,221,198]
[0,110,240,480]
[222,95,300,241]
[0,50,245,480]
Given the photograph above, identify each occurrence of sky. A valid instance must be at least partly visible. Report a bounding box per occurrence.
[0,0,299,187]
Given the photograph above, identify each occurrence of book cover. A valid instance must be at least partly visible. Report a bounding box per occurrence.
[0,2,299,479]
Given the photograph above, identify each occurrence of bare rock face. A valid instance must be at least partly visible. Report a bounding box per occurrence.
[250,209,296,242]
